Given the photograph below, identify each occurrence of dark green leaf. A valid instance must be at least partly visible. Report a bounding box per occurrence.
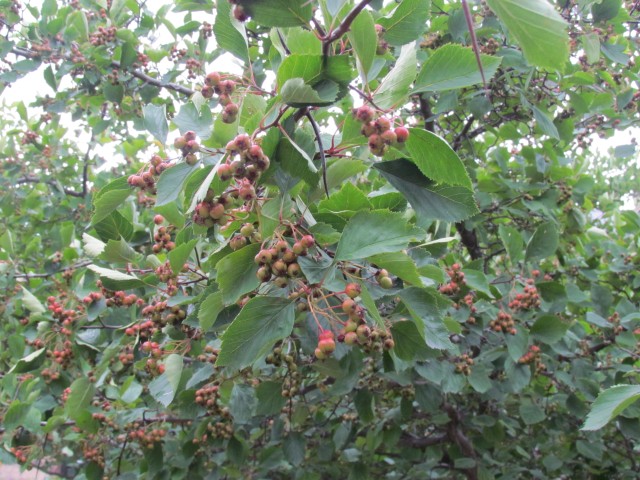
[583,385,640,431]
[143,104,169,144]
[216,243,261,304]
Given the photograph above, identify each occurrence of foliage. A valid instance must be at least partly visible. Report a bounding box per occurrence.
[0,0,639,478]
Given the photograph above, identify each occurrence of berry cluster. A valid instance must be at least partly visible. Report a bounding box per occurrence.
[490,310,516,335]
[195,384,224,414]
[201,72,239,123]
[154,261,181,295]
[608,312,624,335]
[193,188,235,228]
[374,24,389,55]
[153,223,176,253]
[41,367,61,383]
[10,446,30,465]
[254,236,314,288]
[352,105,409,156]
[454,353,474,375]
[375,268,394,289]
[89,25,117,46]
[439,263,466,296]
[314,330,336,360]
[47,296,77,326]
[140,300,186,327]
[127,425,167,449]
[221,133,270,183]
[518,345,546,373]
[118,345,135,365]
[508,281,540,311]
[81,291,103,305]
[229,222,260,251]
[124,319,157,338]
[82,442,105,468]
[127,154,172,194]
[103,290,139,308]
[48,340,74,367]
[145,357,165,376]
[196,345,220,364]
[173,130,200,165]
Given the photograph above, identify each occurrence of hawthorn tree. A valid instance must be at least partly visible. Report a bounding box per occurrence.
[1,0,639,478]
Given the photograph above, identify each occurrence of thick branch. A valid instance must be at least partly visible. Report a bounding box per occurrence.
[322,0,374,56]
[418,94,435,133]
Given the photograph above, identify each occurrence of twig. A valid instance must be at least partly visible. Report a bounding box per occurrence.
[461,0,489,96]
[110,60,194,96]
[305,109,330,197]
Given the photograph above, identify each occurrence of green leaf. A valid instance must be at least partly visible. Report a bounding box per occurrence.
[525,222,559,262]
[65,377,95,421]
[486,0,569,72]
[519,402,546,425]
[148,354,183,407]
[582,33,600,63]
[532,106,559,140]
[391,320,431,360]
[530,314,568,344]
[21,286,45,313]
[378,0,430,46]
[368,251,423,287]
[87,265,146,289]
[82,233,106,257]
[173,102,213,140]
[276,54,323,87]
[582,385,640,431]
[101,238,139,263]
[374,42,417,109]
[235,0,313,27]
[280,78,339,107]
[374,159,479,224]
[168,239,197,274]
[334,211,423,261]
[276,133,320,187]
[591,0,621,23]
[399,287,453,350]
[414,44,501,93]
[216,243,261,304]
[318,182,371,215]
[8,348,46,374]
[91,188,131,225]
[499,225,524,264]
[405,129,472,189]
[198,291,224,331]
[348,9,376,82]
[216,296,295,370]
[143,104,169,144]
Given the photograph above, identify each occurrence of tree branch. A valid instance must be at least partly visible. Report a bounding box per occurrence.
[305,109,330,197]
[15,175,86,198]
[322,0,374,56]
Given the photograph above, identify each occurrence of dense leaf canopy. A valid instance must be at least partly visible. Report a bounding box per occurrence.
[0,0,639,479]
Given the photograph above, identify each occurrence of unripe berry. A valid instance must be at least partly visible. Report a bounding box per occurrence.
[225,140,240,155]
[374,117,391,132]
[344,283,361,299]
[379,276,393,289]
[185,153,198,165]
[256,266,271,282]
[287,263,301,277]
[292,242,307,256]
[272,260,288,275]
[220,80,236,95]
[240,223,254,237]
[184,130,197,141]
[217,163,233,181]
[218,93,232,106]
[205,72,221,87]
[153,215,164,225]
[234,134,251,151]
[356,324,371,341]
[230,235,247,251]
[394,126,409,143]
[300,235,315,248]
[274,276,289,288]
[380,129,397,145]
[361,122,376,137]
[238,184,255,201]
[353,105,375,123]
[344,332,358,345]
[201,85,214,98]
[174,136,186,149]
[342,298,357,314]
[314,348,327,360]
[209,203,226,219]
[255,250,273,264]
[318,338,336,354]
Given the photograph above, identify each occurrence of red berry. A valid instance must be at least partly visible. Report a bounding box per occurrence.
[153,215,164,225]
[394,126,409,143]
[344,283,361,299]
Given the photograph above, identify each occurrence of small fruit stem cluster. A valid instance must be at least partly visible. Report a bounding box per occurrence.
[47,295,78,327]
[127,154,172,195]
[518,345,546,373]
[508,280,541,311]
[374,24,389,55]
[202,72,239,124]
[126,424,167,449]
[173,130,200,165]
[193,188,235,228]
[221,133,270,183]
[255,235,314,288]
[454,353,474,375]
[153,222,176,253]
[229,222,260,251]
[81,291,103,305]
[439,263,465,295]
[352,105,409,157]
[490,310,517,335]
[375,268,394,289]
